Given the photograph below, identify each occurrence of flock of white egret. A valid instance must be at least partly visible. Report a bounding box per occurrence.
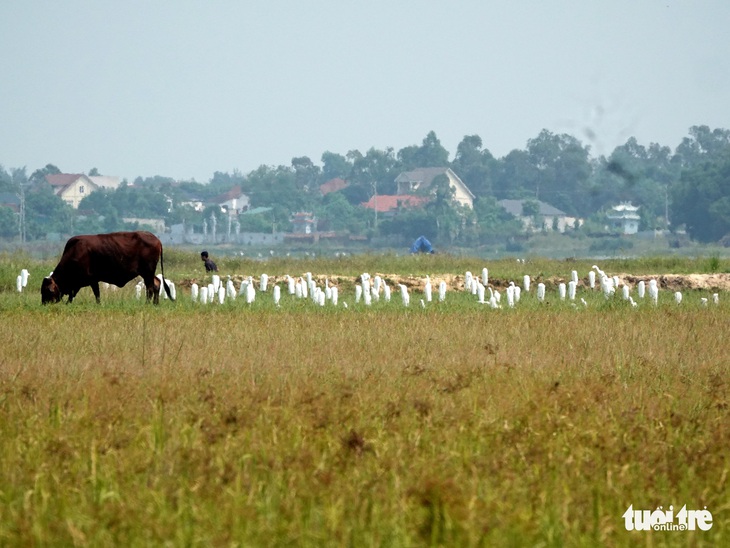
[143,264,721,309]
[14,264,722,308]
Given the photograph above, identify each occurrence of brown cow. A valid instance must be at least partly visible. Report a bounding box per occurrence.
[41,231,174,305]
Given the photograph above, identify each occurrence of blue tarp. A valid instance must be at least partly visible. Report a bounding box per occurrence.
[410,236,434,254]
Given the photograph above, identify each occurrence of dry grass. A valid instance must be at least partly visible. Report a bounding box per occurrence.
[1,297,728,546]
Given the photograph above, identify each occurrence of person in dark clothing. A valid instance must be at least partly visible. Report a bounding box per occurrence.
[201,250,218,272]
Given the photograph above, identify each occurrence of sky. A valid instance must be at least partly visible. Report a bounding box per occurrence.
[1,1,729,183]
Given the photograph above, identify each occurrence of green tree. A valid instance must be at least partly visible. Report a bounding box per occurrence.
[317,192,357,231]
[450,134,495,197]
[28,164,61,185]
[674,125,730,169]
[345,147,398,206]
[320,151,352,182]
[525,130,592,216]
[0,206,17,237]
[291,156,321,193]
[473,196,523,243]
[671,153,730,241]
[25,183,74,238]
[397,131,450,170]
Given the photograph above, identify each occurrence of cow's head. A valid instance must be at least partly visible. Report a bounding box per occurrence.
[41,276,61,304]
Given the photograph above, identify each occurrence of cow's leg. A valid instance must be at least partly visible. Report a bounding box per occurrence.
[91,282,101,304]
[144,276,161,304]
[153,276,161,304]
[67,289,78,303]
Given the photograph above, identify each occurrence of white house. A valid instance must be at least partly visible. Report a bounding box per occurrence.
[498,199,582,233]
[212,186,250,215]
[394,167,475,209]
[46,174,99,209]
[45,173,120,209]
[607,202,640,234]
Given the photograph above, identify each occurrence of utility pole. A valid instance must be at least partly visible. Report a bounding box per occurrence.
[372,180,378,229]
[14,170,27,244]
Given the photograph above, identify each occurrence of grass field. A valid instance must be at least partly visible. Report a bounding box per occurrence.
[0,252,728,546]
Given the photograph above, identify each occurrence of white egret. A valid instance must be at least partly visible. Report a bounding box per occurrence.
[439,281,447,302]
[355,285,362,303]
[246,283,256,304]
[537,283,546,302]
[637,280,646,299]
[568,280,577,301]
[477,282,485,304]
[200,286,209,304]
[523,274,530,293]
[218,285,226,304]
[506,284,515,308]
[226,277,236,300]
[424,276,432,302]
[260,274,269,292]
[399,284,410,307]
[191,283,199,302]
[300,278,308,299]
[588,270,596,289]
[674,291,682,305]
[383,284,391,302]
[558,282,566,300]
[481,267,489,287]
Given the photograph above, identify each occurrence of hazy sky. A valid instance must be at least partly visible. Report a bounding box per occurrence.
[2,1,729,183]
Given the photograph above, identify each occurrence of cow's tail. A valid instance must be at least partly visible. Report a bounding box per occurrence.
[160,245,175,302]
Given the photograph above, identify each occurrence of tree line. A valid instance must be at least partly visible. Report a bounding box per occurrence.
[1,125,729,244]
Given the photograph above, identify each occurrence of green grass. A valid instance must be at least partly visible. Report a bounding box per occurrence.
[0,254,728,546]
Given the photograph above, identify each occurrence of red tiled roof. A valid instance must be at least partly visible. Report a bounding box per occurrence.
[319,178,348,195]
[361,194,429,213]
[46,173,85,187]
[212,185,246,204]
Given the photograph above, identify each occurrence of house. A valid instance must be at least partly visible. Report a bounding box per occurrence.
[211,186,250,215]
[44,173,121,209]
[0,193,20,212]
[360,194,430,217]
[88,176,121,191]
[497,199,581,233]
[319,178,349,195]
[45,174,100,209]
[607,202,640,234]
[394,167,475,209]
[291,212,316,234]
